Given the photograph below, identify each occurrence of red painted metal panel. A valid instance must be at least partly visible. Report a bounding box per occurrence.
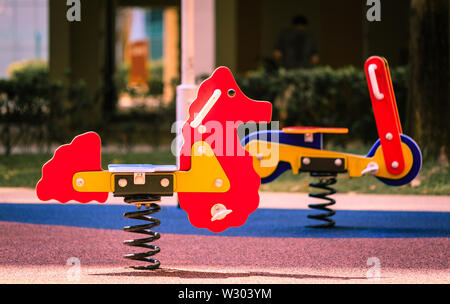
[178,67,272,232]
[36,132,108,203]
[364,56,404,175]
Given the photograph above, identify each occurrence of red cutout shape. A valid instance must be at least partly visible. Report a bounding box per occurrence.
[178,66,272,232]
[36,132,108,203]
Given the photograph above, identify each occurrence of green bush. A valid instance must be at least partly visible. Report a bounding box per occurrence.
[0,61,101,154]
[0,60,176,155]
[236,65,408,145]
[0,61,408,155]
[6,59,48,79]
[0,62,55,154]
[102,100,175,149]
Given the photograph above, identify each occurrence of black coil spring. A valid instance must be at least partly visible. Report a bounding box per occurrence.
[307,174,337,228]
[123,195,162,270]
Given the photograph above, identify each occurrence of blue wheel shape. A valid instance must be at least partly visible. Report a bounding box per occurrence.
[366,134,422,186]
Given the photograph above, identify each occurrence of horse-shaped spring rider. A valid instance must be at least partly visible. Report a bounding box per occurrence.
[36,56,422,269]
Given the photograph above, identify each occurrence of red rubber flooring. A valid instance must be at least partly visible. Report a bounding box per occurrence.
[1,221,448,283]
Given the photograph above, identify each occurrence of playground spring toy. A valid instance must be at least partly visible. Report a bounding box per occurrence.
[36,56,421,269]
[242,56,422,227]
[37,66,272,269]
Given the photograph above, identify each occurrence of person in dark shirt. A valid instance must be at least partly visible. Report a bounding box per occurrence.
[274,15,319,69]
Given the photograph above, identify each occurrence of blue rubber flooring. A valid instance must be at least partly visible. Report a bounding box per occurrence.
[0,203,448,238]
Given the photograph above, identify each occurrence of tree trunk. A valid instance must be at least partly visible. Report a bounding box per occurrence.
[407,0,449,161]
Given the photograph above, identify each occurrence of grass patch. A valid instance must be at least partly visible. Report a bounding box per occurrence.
[0,147,448,195]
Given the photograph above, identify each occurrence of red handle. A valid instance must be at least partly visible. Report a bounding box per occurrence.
[364,56,405,175]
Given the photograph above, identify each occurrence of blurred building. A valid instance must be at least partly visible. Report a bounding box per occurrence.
[1,0,416,105]
[0,0,48,77]
[216,0,411,70]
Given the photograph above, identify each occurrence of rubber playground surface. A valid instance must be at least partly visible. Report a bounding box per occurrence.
[0,188,449,284]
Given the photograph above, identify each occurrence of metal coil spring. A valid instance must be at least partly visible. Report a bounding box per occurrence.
[307,174,337,228]
[123,194,162,270]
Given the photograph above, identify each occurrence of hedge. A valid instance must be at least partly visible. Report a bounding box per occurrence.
[0,62,104,154]
[0,63,408,154]
[0,63,175,155]
[236,65,408,145]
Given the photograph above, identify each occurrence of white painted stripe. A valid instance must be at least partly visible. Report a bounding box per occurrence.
[190,89,221,128]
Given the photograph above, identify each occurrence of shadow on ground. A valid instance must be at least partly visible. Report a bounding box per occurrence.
[92,268,367,281]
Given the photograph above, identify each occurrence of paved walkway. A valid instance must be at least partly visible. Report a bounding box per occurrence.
[1,187,449,211]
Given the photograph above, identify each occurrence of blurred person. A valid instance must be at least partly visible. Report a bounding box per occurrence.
[274,15,319,69]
